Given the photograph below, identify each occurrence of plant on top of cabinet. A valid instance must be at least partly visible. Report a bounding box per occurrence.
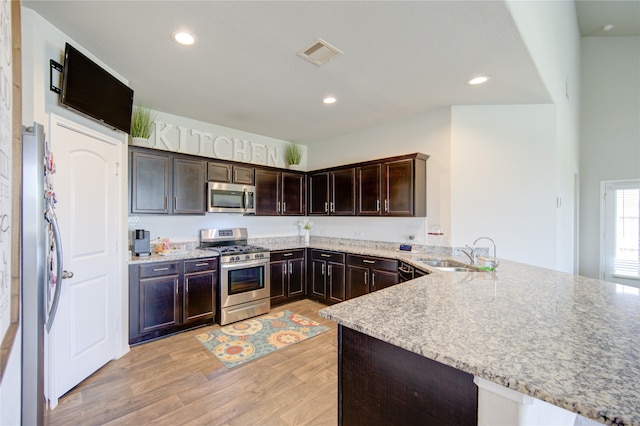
[130,104,156,141]
[285,143,304,169]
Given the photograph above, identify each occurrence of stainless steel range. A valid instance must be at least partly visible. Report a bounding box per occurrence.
[200,228,270,325]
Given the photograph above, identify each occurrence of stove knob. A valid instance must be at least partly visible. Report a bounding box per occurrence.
[233,256,240,262]
[245,254,251,260]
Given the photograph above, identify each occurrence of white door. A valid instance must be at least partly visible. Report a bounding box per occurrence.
[601,179,640,288]
[45,116,122,408]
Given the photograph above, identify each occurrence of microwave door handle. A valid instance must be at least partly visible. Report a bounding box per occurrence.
[243,189,248,210]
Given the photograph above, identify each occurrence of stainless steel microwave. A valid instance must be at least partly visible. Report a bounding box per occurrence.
[207,182,256,214]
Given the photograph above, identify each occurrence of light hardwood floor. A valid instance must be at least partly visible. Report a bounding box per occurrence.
[45,299,338,426]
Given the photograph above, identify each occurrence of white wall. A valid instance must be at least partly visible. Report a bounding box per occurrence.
[579,36,640,278]
[506,0,581,273]
[450,105,557,268]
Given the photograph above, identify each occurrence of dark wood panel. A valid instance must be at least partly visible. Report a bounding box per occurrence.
[370,269,398,292]
[207,161,232,182]
[339,326,477,426]
[281,172,305,215]
[357,163,382,216]
[309,172,329,215]
[331,168,356,215]
[183,271,215,322]
[233,165,255,185]
[345,265,369,300]
[383,158,413,216]
[346,254,397,272]
[173,157,206,214]
[328,262,345,303]
[255,169,280,215]
[131,150,171,214]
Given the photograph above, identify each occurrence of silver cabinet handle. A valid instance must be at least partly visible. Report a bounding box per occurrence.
[322,263,326,275]
[330,202,334,213]
[372,272,376,288]
[363,259,376,264]
[320,253,331,258]
[384,199,389,212]
[277,202,280,213]
[153,267,170,272]
[282,202,286,212]
[325,201,328,213]
[283,253,293,257]
[195,262,209,267]
[328,265,332,277]
[282,264,286,274]
[364,271,368,285]
[62,270,74,279]
[288,262,292,274]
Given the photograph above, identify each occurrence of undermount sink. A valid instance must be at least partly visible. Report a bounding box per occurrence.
[416,257,481,272]
[432,266,478,272]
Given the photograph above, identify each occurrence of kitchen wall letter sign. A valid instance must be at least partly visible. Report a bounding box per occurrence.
[130,121,280,167]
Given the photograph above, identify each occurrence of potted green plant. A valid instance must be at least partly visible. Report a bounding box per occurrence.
[130,104,156,143]
[284,143,304,169]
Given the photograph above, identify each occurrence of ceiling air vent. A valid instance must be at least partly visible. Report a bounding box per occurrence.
[297,39,343,67]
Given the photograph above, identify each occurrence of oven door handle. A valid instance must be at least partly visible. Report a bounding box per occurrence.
[221,260,267,269]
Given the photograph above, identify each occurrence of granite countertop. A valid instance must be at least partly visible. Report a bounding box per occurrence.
[127,237,639,423]
[128,248,219,264]
[319,258,640,426]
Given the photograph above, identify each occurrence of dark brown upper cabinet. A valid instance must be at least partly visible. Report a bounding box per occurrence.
[207,161,254,185]
[130,147,206,215]
[255,168,305,216]
[308,168,356,216]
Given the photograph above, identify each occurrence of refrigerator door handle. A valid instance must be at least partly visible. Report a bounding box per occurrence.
[45,203,63,333]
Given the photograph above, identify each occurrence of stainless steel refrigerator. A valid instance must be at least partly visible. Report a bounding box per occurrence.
[21,122,63,425]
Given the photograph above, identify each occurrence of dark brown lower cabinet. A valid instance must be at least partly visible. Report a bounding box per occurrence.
[270,249,305,306]
[129,257,218,345]
[346,254,398,299]
[339,326,478,426]
[308,250,346,304]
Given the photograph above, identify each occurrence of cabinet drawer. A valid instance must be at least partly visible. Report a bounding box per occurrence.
[271,249,304,262]
[347,254,398,272]
[184,258,218,274]
[311,250,345,264]
[139,262,180,278]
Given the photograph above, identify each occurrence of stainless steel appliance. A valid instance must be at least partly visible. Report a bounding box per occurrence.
[22,123,63,424]
[132,229,150,256]
[199,228,269,325]
[207,182,256,214]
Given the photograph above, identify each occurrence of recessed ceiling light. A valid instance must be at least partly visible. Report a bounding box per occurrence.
[467,75,491,86]
[173,31,196,45]
[323,96,337,104]
[602,24,615,32]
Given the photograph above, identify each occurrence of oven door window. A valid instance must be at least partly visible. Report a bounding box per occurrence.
[211,190,244,209]
[227,266,265,295]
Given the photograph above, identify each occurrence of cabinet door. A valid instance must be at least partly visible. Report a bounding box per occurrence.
[328,262,346,303]
[255,169,280,215]
[288,257,306,297]
[281,172,305,215]
[233,166,255,185]
[173,158,206,214]
[207,161,232,182]
[269,260,287,305]
[370,269,399,292]
[309,172,329,215]
[139,275,179,334]
[331,168,356,215]
[131,150,171,214]
[346,265,369,300]
[311,259,327,299]
[183,271,215,322]
[357,164,382,216]
[383,159,414,216]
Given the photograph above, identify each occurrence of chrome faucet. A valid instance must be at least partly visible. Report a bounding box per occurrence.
[461,245,477,265]
[473,237,499,269]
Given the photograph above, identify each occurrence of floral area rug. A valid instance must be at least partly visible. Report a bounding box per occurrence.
[195,310,330,368]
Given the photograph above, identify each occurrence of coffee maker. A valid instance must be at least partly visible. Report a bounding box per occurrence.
[133,229,151,257]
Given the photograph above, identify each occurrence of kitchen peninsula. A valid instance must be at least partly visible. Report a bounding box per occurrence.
[319,254,640,426]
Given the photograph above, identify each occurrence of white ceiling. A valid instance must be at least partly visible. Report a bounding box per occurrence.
[22,1,639,145]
